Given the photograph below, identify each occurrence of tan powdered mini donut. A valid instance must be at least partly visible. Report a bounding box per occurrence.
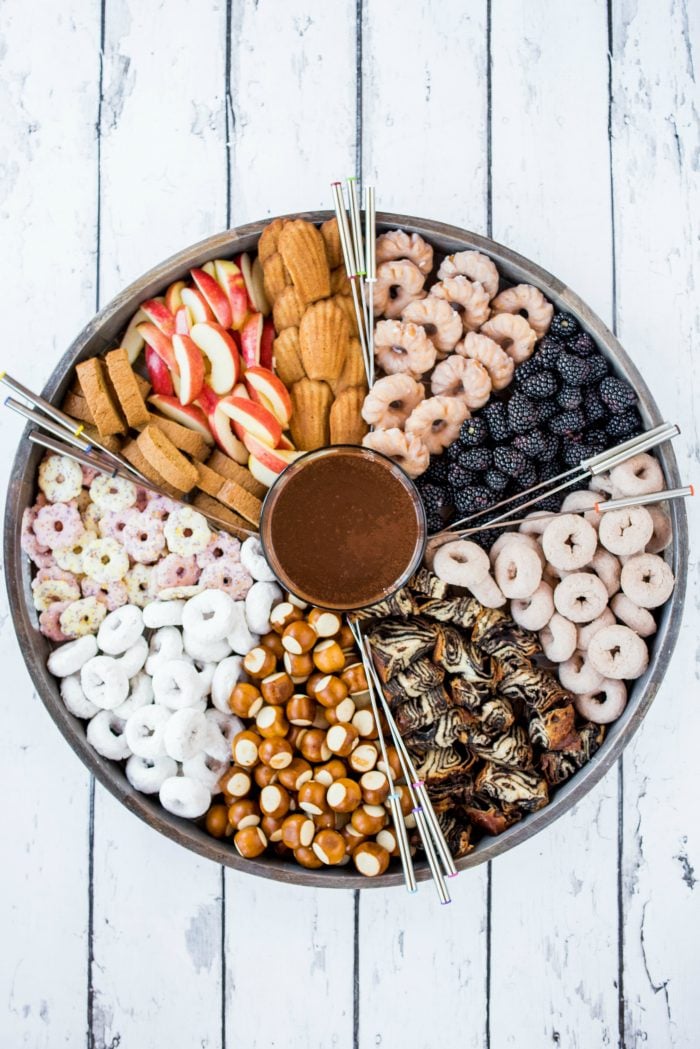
[620,553,675,609]
[433,540,490,588]
[610,593,657,638]
[598,506,653,556]
[468,572,506,609]
[588,547,621,597]
[493,543,543,599]
[518,511,553,537]
[609,452,664,497]
[577,607,616,651]
[558,651,605,694]
[560,490,604,528]
[489,531,545,567]
[553,572,609,623]
[542,513,598,571]
[510,581,554,631]
[645,506,673,554]
[587,624,649,680]
[540,613,578,662]
[574,679,628,725]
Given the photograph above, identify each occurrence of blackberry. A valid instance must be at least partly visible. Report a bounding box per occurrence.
[582,388,607,425]
[512,428,549,459]
[494,446,530,480]
[536,336,566,368]
[519,461,538,488]
[467,528,503,552]
[605,409,642,440]
[599,376,637,413]
[484,468,509,494]
[447,462,477,489]
[520,369,558,400]
[548,409,586,436]
[514,358,542,385]
[585,428,609,455]
[537,459,564,483]
[583,355,609,385]
[539,433,561,461]
[482,401,511,443]
[507,392,538,434]
[453,485,493,516]
[459,446,493,472]
[556,352,591,386]
[562,438,586,468]
[536,492,565,514]
[570,332,596,357]
[447,440,465,462]
[422,456,449,486]
[549,312,581,341]
[556,383,583,410]
[537,399,558,423]
[458,416,488,447]
[419,483,452,532]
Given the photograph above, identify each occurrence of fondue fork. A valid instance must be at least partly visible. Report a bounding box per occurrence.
[364,186,377,386]
[331,181,372,385]
[346,176,369,335]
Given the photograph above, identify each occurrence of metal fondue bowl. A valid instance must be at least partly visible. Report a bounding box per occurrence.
[3,212,687,888]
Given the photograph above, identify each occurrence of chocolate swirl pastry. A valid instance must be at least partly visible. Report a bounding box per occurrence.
[384,657,445,699]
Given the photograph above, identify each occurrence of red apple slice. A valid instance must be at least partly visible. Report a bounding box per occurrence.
[240,312,263,368]
[195,382,221,416]
[218,395,282,448]
[245,434,302,486]
[122,307,148,364]
[260,317,275,370]
[137,322,177,374]
[202,261,216,277]
[191,267,233,329]
[140,298,176,337]
[174,306,191,334]
[244,366,292,426]
[251,256,271,317]
[214,259,249,329]
[209,404,249,464]
[180,286,215,323]
[190,322,241,394]
[232,382,250,400]
[172,333,205,405]
[165,280,186,314]
[237,252,270,317]
[145,346,175,397]
[276,433,296,451]
[148,394,214,443]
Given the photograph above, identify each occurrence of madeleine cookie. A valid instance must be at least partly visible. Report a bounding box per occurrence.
[334,338,367,394]
[258,217,284,264]
[272,327,306,386]
[105,347,150,429]
[262,252,290,302]
[289,378,333,450]
[330,267,351,296]
[332,293,359,336]
[137,425,199,493]
[75,358,126,437]
[330,387,368,445]
[273,286,304,332]
[321,217,343,269]
[299,299,349,383]
[278,219,331,305]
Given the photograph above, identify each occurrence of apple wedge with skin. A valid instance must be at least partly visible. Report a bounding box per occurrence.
[191,267,233,329]
[239,312,263,368]
[189,322,241,395]
[148,394,214,443]
[237,253,270,317]
[174,306,191,334]
[140,298,176,337]
[213,259,249,330]
[165,280,186,315]
[145,346,175,397]
[218,395,282,449]
[208,404,249,464]
[245,433,302,487]
[122,307,148,364]
[172,333,205,405]
[244,366,292,426]
[137,322,178,374]
[260,317,275,370]
[181,286,214,324]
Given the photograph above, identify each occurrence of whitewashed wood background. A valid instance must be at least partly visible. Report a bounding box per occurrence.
[0,1,697,1046]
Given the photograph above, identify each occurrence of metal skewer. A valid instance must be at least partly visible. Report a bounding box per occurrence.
[346,177,369,332]
[364,186,377,387]
[593,485,694,513]
[331,181,372,384]
[5,397,117,466]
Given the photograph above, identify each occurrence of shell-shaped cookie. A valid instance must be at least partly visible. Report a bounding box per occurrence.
[333,337,367,395]
[332,293,359,336]
[290,378,333,451]
[258,218,284,263]
[272,285,304,332]
[330,266,351,296]
[262,252,290,302]
[278,219,331,305]
[321,217,343,269]
[272,327,306,386]
[330,387,369,445]
[299,299,350,382]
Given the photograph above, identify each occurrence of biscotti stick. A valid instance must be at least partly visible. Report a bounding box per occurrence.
[137,425,198,493]
[105,347,150,428]
[75,358,126,437]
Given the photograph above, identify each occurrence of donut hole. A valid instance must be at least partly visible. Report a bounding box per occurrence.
[100,555,111,566]
[430,418,447,432]
[389,344,408,358]
[450,302,465,315]
[183,528,193,538]
[53,522,64,534]
[423,323,437,336]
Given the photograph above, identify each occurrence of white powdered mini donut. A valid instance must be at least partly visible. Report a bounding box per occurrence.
[589,472,615,496]
[159,775,211,819]
[196,662,216,697]
[125,753,177,794]
[610,593,657,638]
[433,540,490,587]
[182,589,237,643]
[553,573,609,624]
[245,581,283,635]
[510,581,554,631]
[493,543,542,599]
[87,710,131,760]
[204,708,244,761]
[598,506,654,556]
[489,531,545,566]
[558,651,605,694]
[97,604,144,655]
[118,635,149,679]
[577,607,616,651]
[574,679,628,725]
[152,660,204,710]
[517,512,552,537]
[142,600,186,629]
[60,674,100,719]
[588,547,621,597]
[540,613,578,662]
[48,634,98,678]
[541,514,598,571]
[587,624,649,680]
[145,626,184,676]
[158,585,202,601]
[113,670,154,719]
[211,655,246,713]
[182,751,230,791]
[163,707,209,761]
[227,603,260,656]
[125,704,172,759]
[645,506,672,554]
[609,453,664,497]
[468,572,506,609]
[240,535,277,582]
[560,490,605,529]
[183,630,232,664]
[620,553,675,609]
[80,655,129,709]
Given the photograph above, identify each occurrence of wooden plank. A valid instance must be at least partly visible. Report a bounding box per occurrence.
[611,2,700,1045]
[489,3,621,1045]
[358,7,490,1048]
[0,2,98,1045]
[89,3,227,1045]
